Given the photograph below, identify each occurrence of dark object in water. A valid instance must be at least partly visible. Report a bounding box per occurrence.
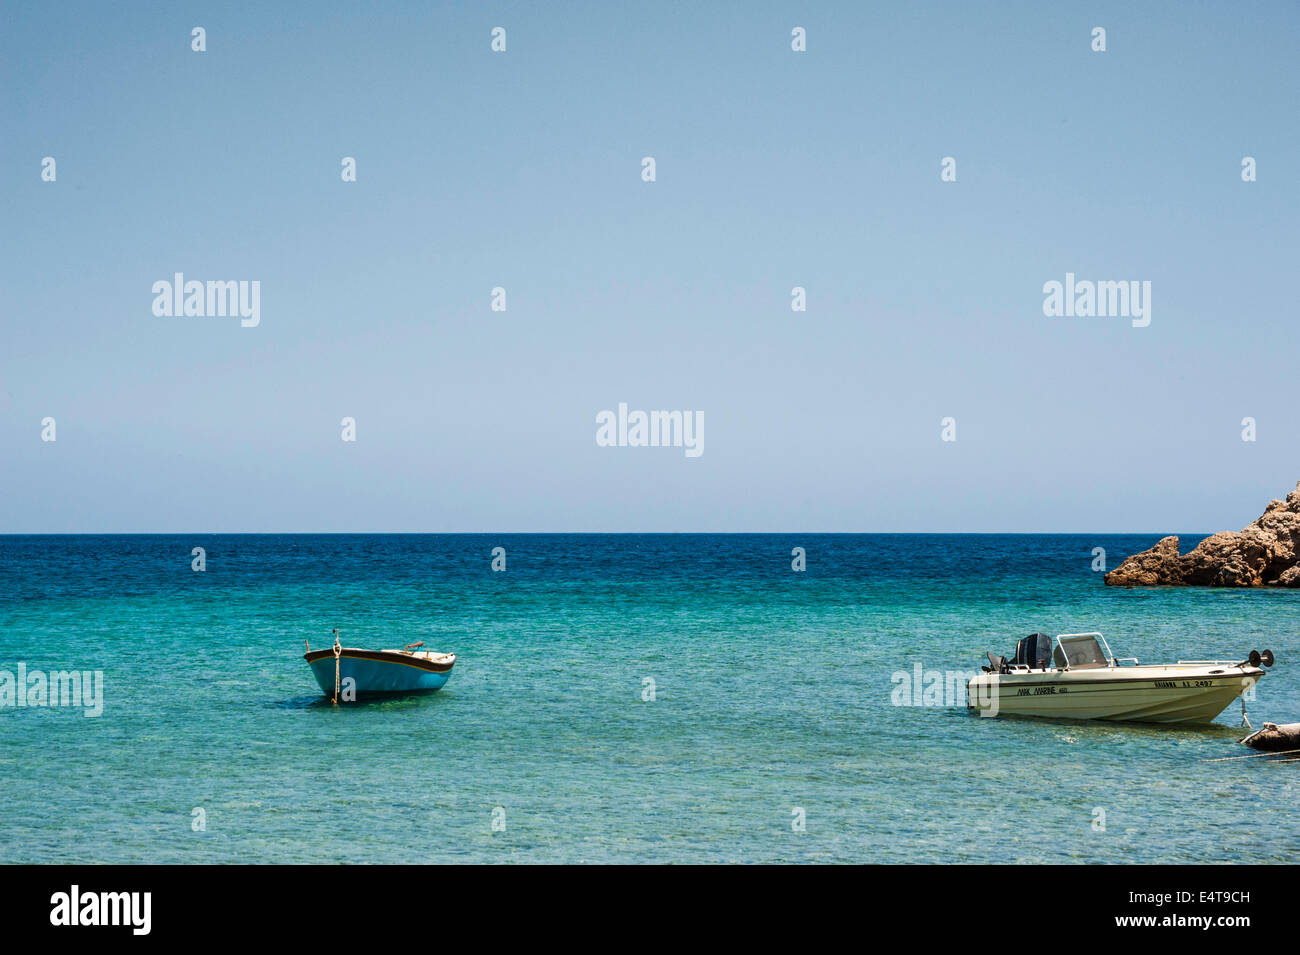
[1240,722,1300,752]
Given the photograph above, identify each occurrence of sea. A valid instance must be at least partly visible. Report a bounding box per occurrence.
[1,534,1296,864]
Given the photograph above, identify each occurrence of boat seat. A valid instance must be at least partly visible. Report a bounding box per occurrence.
[384,649,455,665]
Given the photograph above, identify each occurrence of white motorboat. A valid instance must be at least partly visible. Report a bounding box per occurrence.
[967,632,1273,724]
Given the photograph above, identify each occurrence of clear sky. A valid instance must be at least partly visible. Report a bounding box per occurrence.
[2,1,1297,532]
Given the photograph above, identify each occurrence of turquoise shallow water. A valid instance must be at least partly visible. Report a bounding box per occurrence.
[1,534,1297,863]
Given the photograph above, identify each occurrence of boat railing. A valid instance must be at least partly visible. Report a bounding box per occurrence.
[1175,659,1248,666]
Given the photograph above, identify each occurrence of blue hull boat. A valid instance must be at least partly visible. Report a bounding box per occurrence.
[305,632,455,701]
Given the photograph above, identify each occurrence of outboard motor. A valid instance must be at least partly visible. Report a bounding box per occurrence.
[1013,633,1053,670]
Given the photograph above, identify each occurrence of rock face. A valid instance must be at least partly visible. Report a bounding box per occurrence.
[1241,722,1300,752]
[1104,481,1300,587]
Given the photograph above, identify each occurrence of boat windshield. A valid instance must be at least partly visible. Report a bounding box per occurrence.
[1055,635,1109,669]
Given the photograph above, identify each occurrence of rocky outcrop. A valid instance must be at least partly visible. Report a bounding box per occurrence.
[1104,481,1300,587]
[1241,722,1300,752]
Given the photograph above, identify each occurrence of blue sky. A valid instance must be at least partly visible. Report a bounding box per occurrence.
[2,1,1297,532]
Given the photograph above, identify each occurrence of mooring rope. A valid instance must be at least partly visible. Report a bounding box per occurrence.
[332,630,342,705]
[1200,746,1300,762]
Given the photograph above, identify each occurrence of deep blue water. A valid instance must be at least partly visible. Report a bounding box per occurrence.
[1,534,1297,863]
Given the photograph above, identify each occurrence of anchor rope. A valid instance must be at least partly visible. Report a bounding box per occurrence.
[332,631,342,705]
[1200,746,1300,762]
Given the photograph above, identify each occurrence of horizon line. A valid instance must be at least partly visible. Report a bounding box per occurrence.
[0,530,1212,537]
